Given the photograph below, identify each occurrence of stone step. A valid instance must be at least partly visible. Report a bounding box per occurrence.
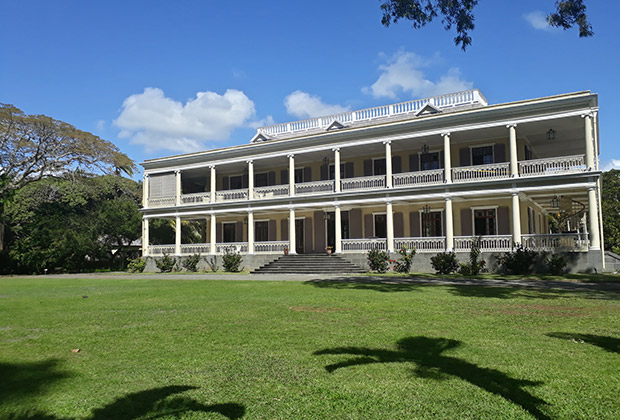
[252,254,366,274]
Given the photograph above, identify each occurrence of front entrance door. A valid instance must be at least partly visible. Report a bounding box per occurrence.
[295,219,304,254]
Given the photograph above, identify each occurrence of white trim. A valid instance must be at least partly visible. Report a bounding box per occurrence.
[143,181,597,218]
[143,108,595,176]
[470,205,499,210]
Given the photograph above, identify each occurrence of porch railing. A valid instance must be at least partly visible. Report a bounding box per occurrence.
[180,192,210,205]
[395,237,446,253]
[342,238,387,252]
[149,245,176,256]
[454,235,513,252]
[393,169,444,188]
[216,189,248,202]
[452,162,511,183]
[216,242,248,254]
[255,241,289,254]
[254,185,289,199]
[148,196,175,208]
[180,243,210,255]
[341,175,386,192]
[295,180,334,195]
[518,155,586,177]
[521,233,589,252]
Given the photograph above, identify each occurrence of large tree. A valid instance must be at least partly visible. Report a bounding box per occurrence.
[2,174,142,273]
[602,170,620,255]
[0,103,135,249]
[0,103,135,196]
[380,0,593,50]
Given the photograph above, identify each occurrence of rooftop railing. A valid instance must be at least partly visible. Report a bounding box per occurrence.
[256,90,487,138]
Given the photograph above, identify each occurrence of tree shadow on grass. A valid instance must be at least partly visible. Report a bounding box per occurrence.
[0,359,70,405]
[0,361,244,419]
[314,336,550,420]
[305,277,425,293]
[547,332,620,354]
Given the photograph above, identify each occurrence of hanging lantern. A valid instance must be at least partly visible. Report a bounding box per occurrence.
[550,195,560,209]
[546,128,556,140]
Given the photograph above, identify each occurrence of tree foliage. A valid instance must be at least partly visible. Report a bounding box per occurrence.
[0,103,135,197]
[2,174,141,273]
[602,170,620,255]
[379,1,593,50]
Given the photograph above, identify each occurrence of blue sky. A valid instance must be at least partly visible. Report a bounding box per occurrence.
[2,1,619,176]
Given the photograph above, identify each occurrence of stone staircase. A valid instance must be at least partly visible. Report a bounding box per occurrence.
[252,254,366,274]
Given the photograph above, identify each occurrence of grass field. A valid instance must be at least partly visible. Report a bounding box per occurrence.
[1,277,619,419]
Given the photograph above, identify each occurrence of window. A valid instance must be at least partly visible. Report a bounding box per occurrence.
[471,146,494,165]
[230,175,243,190]
[255,221,269,242]
[255,172,269,187]
[223,223,236,242]
[421,211,443,237]
[474,209,496,236]
[421,152,441,170]
[524,145,532,161]
[374,214,387,238]
[328,163,346,180]
[294,168,305,183]
[373,158,386,176]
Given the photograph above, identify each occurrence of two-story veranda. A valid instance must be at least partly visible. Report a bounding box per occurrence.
[140,90,604,272]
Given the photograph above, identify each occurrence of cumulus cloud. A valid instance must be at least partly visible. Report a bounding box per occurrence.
[523,10,555,31]
[284,91,350,119]
[603,159,620,171]
[363,51,473,100]
[114,87,256,153]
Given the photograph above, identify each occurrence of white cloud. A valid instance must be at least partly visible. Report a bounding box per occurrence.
[114,87,256,153]
[603,159,620,171]
[363,51,473,100]
[284,91,350,119]
[248,115,275,129]
[95,120,105,131]
[523,10,555,31]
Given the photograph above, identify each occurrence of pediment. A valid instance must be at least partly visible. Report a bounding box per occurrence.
[415,103,441,116]
[326,120,346,131]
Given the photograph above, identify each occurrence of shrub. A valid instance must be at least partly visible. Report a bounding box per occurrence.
[497,245,538,275]
[182,253,201,272]
[222,250,243,272]
[127,257,146,273]
[155,253,177,273]
[546,253,567,275]
[430,252,460,274]
[206,256,218,272]
[459,237,486,276]
[367,248,390,273]
[392,247,416,273]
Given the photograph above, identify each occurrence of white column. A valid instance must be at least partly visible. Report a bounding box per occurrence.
[507,124,518,177]
[209,214,216,255]
[384,141,393,188]
[247,160,254,200]
[334,148,341,193]
[588,187,601,250]
[386,201,394,252]
[175,216,182,256]
[175,170,182,206]
[335,205,342,253]
[289,208,296,254]
[511,193,522,246]
[210,166,216,203]
[445,198,454,251]
[288,154,295,196]
[143,174,149,209]
[583,113,595,169]
[247,211,254,254]
[142,218,149,256]
[443,133,452,183]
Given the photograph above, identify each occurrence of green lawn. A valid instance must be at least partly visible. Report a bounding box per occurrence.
[1,277,619,419]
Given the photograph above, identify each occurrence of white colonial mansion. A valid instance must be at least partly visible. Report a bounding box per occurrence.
[140,89,604,271]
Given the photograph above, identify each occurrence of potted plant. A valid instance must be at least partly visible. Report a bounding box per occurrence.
[283,247,289,255]
[325,246,333,255]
